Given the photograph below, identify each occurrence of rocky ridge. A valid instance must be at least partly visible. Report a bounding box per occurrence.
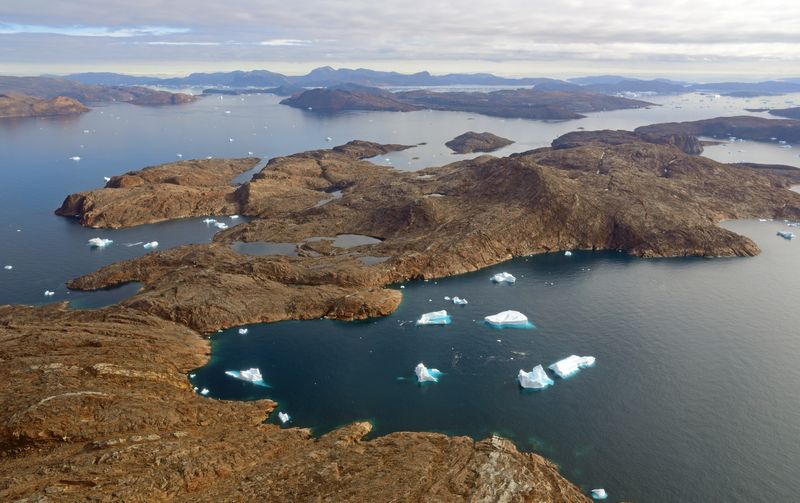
[0,93,90,118]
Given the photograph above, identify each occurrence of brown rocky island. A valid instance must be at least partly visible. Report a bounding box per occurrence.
[4,117,800,501]
[445,131,515,153]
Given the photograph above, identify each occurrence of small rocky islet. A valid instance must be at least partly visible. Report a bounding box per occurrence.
[2,116,800,501]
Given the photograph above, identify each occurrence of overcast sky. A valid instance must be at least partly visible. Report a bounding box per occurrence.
[2,0,799,79]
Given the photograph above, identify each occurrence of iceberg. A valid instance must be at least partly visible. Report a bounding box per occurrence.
[3,265,12,270]
[214,222,229,230]
[444,296,451,300]
[69,156,81,161]
[452,296,468,305]
[224,367,268,387]
[44,290,55,296]
[143,241,159,249]
[518,365,554,390]
[238,328,249,335]
[484,310,533,328]
[564,251,573,256]
[416,310,452,325]
[202,218,217,224]
[548,355,596,378]
[88,237,113,248]
[200,388,210,395]
[491,272,516,284]
[414,363,443,383]
[230,215,240,219]
[103,176,111,182]
[591,488,608,500]
[278,411,291,423]
[777,231,796,240]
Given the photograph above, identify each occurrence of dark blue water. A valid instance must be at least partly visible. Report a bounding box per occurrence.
[2,92,800,501]
[194,220,800,502]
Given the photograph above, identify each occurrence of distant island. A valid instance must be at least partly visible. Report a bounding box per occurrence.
[0,93,89,119]
[0,76,196,118]
[445,131,515,153]
[280,84,652,120]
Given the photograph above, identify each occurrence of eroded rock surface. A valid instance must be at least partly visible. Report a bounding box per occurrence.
[56,157,260,228]
[0,93,89,118]
[446,131,515,153]
[0,304,588,502]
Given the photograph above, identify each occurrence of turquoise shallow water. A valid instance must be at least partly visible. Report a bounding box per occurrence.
[1,92,799,501]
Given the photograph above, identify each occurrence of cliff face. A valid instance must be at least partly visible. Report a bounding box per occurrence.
[0,303,589,502]
[0,93,89,118]
[445,131,515,153]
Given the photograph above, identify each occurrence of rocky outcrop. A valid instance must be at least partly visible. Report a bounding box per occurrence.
[0,93,90,118]
[552,128,703,155]
[55,157,260,228]
[61,136,800,333]
[446,131,514,153]
[282,85,653,120]
[0,303,589,502]
[0,76,197,107]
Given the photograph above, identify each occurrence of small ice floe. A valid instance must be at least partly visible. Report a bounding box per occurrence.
[238,328,249,335]
[549,355,596,378]
[228,138,234,142]
[214,222,229,230]
[484,310,533,329]
[247,151,253,156]
[143,241,159,249]
[325,136,332,142]
[444,296,451,301]
[416,310,452,326]
[491,272,516,284]
[3,265,12,270]
[777,230,796,240]
[224,367,268,387]
[200,388,210,395]
[278,411,290,423]
[591,488,608,500]
[202,218,217,224]
[69,156,81,161]
[225,110,231,114]
[103,176,111,182]
[189,373,196,378]
[44,290,55,296]
[399,285,405,289]
[414,363,443,383]
[177,153,183,158]
[758,218,768,222]
[564,251,573,256]
[452,296,468,305]
[88,237,113,248]
[778,140,787,144]
[518,365,554,390]
[780,144,793,149]
[83,129,90,133]
[230,215,240,219]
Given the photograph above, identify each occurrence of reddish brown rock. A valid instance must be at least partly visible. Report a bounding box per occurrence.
[0,93,89,118]
[446,131,514,153]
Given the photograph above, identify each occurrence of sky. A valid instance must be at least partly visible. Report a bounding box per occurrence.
[1,0,800,80]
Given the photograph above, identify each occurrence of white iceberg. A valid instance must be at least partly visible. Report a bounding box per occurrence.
[564,251,573,256]
[224,367,268,387]
[591,488,608,500]
[230,215,240,219]
[238,328,249,335]
[518,365,554,390]
[416,310,452,325]
[491,272,516,284]
[414,363,443,383]
[278,411,291,423]
[484,310,533,328]
[103,176,111,182]
[325,136,333,141]
[214,222,229,230]
[452,296,468,305]
[444,296,451,300]
[69,156,81,161]
[202,218,217,224]
[549,355,596,378]
[88,237,113,248]
[200,388,210,395]
[143,241,159,249]
[3,265,12,270]
[44,290,55,296]
[777,231,796,240]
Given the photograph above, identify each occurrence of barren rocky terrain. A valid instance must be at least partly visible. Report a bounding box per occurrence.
[0,93,89,118]
[446,131,515,153]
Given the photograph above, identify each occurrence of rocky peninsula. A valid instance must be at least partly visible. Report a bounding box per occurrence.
[9,119,798,501]
[281,85,652,120]
[445,131,515,153]
[0,93,89,118]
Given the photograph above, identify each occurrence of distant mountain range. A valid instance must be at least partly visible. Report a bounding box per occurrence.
[58,68,800,97]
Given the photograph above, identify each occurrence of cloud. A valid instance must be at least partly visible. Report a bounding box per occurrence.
[0,23,189,37]
[259,39,312,46]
